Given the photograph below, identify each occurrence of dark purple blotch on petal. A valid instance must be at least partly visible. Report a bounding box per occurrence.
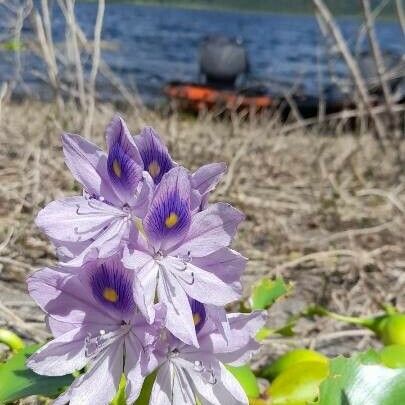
[190,299,206,334]
[136,127,173,184]
[145,190,190,245]
[107,141,142,195]
[90,261,136,314]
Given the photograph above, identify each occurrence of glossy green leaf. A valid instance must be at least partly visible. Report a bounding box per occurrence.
[249,277,290,311]
[260,349,329,381]
[269,361,329,405]
[379,345,405,369]
[0,344,73,403]
[377,315,405,346]
[110,374,126,405]
[317,351,405,405]
[0,329,25,353]
[226,365,260,399]
[135,371,156,405]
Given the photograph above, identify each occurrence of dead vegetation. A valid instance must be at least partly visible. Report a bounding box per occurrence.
[0,101,404,362]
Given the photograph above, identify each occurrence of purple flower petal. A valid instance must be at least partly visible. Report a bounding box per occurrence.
[135,127,174,184]
[157,269,198,347]
[191,162,226,196]
[190,299,206,334]
[27,327,88,376]
[171,202,244,258]
[35,196,124,243]
[143,167,191,251]
[106,116,143,202]
[62,133,120,206]
[87,257,136,315]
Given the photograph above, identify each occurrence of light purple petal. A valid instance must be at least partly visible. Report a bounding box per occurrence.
[199,311,266,365]
[66,341,124,405]
[171,202,244,258]
[131,172,155,217]
[62,133,120,205]
[106,116,143,203]
[157,269,198,347]
[63,218,129,267]
[190,248,246,285]
[35,196,124,243]
[27,327,88,376]
[125,334,145,403]
[150,363,172,405]
[123,247,158,322]
[28,267,118,325]
[191,162,226,196]
[135,126,174,184]
[163,257,240,306]
[212,363,248,405]
[143,167,191,251]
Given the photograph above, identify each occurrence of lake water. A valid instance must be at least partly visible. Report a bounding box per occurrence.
[1,3,404,104]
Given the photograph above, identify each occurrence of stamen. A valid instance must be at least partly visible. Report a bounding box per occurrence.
[84,325,130,358]
[193,360,204,372]
[165,212,179,228]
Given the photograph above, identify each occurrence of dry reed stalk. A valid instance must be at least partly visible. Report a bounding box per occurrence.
[361,0,398,133]
[396,0,405,36]
[313,0,387,148]
[83,0,105,137]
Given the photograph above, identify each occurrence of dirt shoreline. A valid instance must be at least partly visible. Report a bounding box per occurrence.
[0,101,404,363]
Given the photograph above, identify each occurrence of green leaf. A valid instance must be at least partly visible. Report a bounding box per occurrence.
[317,351,405,405]
[249,277,290,311]
[379,345,405,369]
[226,365,260,399]
[269,361,329,405]
[110,374,126,405]
[260,349,329,381]
[135,371,156,405]
[0,344,73,404]
[0,329,25,353]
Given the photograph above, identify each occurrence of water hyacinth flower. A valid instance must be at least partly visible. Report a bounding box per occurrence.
[149,302,266,405]
[27,256,165,405]
[123,165,245,346]
[36,116,153,266]
[135,126,227,209]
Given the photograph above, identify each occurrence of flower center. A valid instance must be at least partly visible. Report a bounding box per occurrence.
[103,287,118,303]
[165,212,179,228]
[148,160,161,178]
[112,159,122,177]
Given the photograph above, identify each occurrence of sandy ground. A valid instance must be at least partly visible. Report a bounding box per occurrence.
[0,101,404,366]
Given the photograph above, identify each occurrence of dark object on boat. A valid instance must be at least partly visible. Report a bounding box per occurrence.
[164,81,272,113]
[165,35,272,113]
[199,35,249,88]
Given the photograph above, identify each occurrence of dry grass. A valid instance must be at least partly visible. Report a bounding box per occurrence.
[0,101,404,363]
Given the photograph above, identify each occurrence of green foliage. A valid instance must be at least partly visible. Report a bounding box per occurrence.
[0,329,25,353]
[0,344,73,404]
[317,351,405,405]
[1,39,24,52]
[249,277,290,311]
[135,371,156,405]
[226,365,260,399]
[379,345,405,369]
[260,349,329,381]
[269,360,329,404]
[110,375,127,405]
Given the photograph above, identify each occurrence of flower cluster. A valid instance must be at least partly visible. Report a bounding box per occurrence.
[27,116,265,405]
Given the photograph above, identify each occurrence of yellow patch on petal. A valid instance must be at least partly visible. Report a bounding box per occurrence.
[165,212,178,228]
[193,313,201,326]
[103,288,119,303]
[148,161,160,178]
[112,160,122,178]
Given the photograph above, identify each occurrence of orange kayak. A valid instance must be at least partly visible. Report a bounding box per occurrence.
[164,82,273,113]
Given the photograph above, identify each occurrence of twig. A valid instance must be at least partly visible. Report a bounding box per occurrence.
[396,0,405,36]
[313,0,387,149]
